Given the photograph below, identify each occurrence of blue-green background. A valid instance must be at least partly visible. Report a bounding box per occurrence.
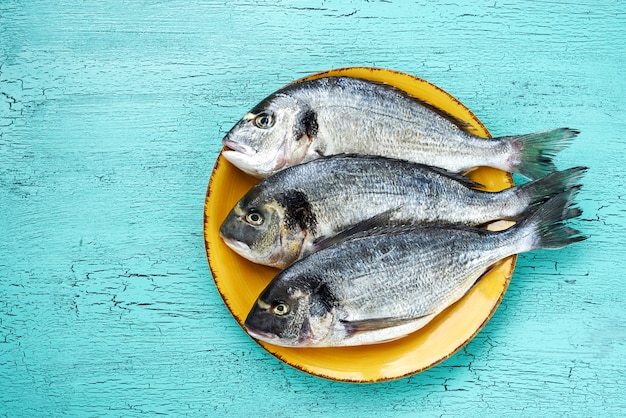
[1,1,624,416]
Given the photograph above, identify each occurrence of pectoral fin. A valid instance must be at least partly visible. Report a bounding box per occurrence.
[340,314,435,337]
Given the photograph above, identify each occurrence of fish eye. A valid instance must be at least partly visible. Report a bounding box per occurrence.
[272,301,290,316]
[254,112,274,129]
[245,210,264,225]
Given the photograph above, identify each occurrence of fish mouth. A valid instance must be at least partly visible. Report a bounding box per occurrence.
[244,325,279,343]
[246,323,311,347]
[220,233,274,266]
[222,137,254,156]
[219,233,254,258]
[221,140,267,177]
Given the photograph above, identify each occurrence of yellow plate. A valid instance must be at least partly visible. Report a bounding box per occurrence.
[204,67,516,383]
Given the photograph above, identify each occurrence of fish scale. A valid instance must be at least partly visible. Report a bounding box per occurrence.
[222,76,578,179]
[243,191,586,347]
[309,83,481,159]
[220,154,587,268]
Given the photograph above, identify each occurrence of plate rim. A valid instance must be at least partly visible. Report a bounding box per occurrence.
[204,66,517,383]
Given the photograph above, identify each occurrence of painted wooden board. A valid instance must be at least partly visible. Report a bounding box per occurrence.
[1,1,624,416]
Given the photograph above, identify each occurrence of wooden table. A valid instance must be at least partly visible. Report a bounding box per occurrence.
[1,1,624,416]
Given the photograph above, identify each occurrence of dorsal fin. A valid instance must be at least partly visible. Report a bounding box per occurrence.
[309,207,400,253]
[419,164,484,189]
[329,153,484,189]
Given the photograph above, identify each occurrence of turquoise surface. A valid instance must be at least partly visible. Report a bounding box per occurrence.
[1,1,624,416]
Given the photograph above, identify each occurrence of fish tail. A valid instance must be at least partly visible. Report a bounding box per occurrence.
[514,166,589,214]
[502,128,579,180]
[517,188,587,251]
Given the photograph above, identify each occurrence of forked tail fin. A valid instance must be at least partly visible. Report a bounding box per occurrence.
[501,128,579,180]
[514,166,588,215]
[517,188,587,251]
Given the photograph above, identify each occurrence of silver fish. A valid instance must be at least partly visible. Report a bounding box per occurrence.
[222,76,578,179]
[220,154,586,268]
[243,191,585,347]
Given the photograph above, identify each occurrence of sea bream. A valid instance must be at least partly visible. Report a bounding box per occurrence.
[221,76,579,179]
[243,192,586,347]
[220,154,587,268]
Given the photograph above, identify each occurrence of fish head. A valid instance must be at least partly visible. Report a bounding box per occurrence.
[220,184,318,268]
[219,189,309,269]
[244,274,334,347]
[222,93,320,178]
